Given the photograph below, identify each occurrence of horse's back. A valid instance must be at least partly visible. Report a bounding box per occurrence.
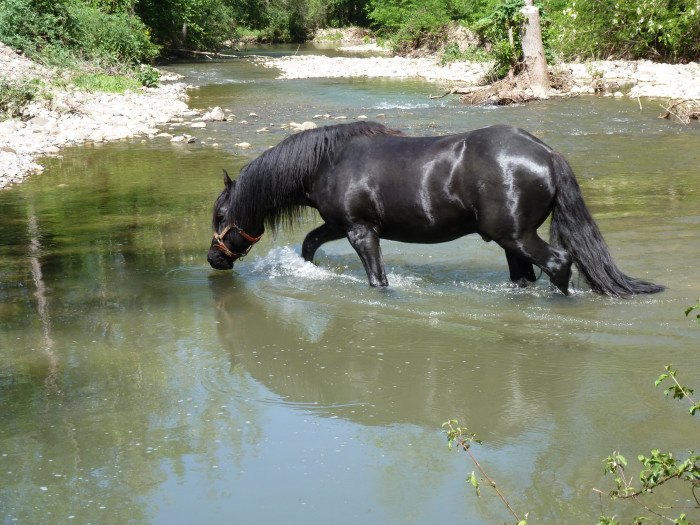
[310,124,557,243]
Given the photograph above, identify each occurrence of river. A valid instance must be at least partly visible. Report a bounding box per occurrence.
[1,46,699,524]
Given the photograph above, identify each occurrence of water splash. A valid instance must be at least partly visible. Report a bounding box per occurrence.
[251,246,362,283]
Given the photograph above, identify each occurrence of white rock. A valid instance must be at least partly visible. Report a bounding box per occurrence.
[205,106,226,121]
[89,130,106,142]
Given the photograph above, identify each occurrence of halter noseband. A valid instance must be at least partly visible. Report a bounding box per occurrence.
[212,223,263,260]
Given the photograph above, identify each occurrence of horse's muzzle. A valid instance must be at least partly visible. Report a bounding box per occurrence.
[207,248,234,270]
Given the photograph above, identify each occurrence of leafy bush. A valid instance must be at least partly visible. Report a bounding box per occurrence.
[136,65,160,88]
[549,0,700,61]
[0,77,40,120]
[367,0,469,52]
[66,3,160,65]
[0,0,160,67]
[258,0,327,42]
[135,0,238,50]
[0,0,71,58]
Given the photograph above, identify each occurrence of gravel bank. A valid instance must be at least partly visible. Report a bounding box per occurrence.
[0,42,192,190]
[3,38,699,189]
[259,54,700,101]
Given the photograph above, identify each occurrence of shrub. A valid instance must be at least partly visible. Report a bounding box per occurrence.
[0,0,71,58]
[66,3,160,65]
[367,0,466,52]
[136,65,160,88]
[0,0,160,67]
[0,77,40,120]
[549,0,700,61]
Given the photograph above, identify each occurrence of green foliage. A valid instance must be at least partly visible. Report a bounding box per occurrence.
[548,0,700,61]
[135,0,239,49]
[367,0,469,52]
[442,420,527,525]
[67,3,160,65]
[72,73,141,93]
[472,0,555,79]
[597,366,699,524]
[0,0,159,67]
[0,77,40,120]
[259,0,327,42]
[136,65,160,88]
[656,365,700,416]
[440,41,491,64]
[0,0,72,58]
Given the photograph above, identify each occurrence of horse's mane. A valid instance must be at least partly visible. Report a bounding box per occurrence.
[229,121,404,234]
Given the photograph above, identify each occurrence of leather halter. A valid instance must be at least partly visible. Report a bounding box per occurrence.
[212,223,263,260]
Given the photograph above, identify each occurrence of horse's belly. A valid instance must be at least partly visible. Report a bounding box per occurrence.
[377,208,479,244]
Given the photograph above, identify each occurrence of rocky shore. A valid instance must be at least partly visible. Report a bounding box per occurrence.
[3,37,699,189]
[260,54,700,101]
[0,42,192,190]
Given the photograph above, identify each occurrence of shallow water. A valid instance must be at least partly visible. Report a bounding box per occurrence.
[1,49,699,524]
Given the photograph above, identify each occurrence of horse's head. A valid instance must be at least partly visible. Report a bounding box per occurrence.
[207,170,263,271]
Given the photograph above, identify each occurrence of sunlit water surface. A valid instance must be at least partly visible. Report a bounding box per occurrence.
[1,47,699,524]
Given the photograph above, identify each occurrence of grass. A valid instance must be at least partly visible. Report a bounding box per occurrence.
[72,73,142,93]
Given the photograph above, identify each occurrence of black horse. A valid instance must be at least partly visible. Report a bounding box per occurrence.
[208,121,663,296]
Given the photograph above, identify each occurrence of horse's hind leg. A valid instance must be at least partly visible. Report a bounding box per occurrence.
[498,233,572,295]
[302,223,344,262]
[505,249,537,284]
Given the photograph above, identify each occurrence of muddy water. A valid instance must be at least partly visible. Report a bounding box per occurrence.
[1,50,699,524]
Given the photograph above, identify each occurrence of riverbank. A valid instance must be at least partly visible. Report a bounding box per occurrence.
[259,54,700,102]
[3,39,700,189]
[0,42,192,190]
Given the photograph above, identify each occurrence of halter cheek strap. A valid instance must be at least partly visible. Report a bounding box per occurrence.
[213,224,263,260]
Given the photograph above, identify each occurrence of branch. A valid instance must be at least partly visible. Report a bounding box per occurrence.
[443,420,525,524]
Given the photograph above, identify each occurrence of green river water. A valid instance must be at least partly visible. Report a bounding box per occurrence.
[1,47,699,524]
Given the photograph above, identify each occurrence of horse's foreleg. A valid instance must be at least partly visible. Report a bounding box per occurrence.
[302,223,344,262]
[346,227,388,287]
[505,249,537,284]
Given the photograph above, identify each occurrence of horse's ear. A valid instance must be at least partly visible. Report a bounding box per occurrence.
[223,169,235,190]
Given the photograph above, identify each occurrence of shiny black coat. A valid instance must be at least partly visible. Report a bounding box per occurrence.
[208,122,662,296]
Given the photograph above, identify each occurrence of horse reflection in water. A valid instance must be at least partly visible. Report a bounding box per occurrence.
[207,121,663,297]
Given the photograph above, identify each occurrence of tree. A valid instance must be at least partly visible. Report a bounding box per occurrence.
[519,0,549,97]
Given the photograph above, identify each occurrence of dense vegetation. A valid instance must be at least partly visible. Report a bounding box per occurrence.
[1,0,699,66]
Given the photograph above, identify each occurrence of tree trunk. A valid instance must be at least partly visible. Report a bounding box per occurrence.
[519,4,550,98]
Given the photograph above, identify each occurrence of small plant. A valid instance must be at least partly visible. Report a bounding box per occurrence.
[0,77,40,120]
[136,65,160,88]
[442,420,528,525]
[595,366,699,524]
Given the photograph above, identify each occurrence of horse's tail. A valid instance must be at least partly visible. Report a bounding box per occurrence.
[549,151,664,296]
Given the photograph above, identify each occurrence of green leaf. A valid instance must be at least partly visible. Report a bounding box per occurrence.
[655,374,668,387]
